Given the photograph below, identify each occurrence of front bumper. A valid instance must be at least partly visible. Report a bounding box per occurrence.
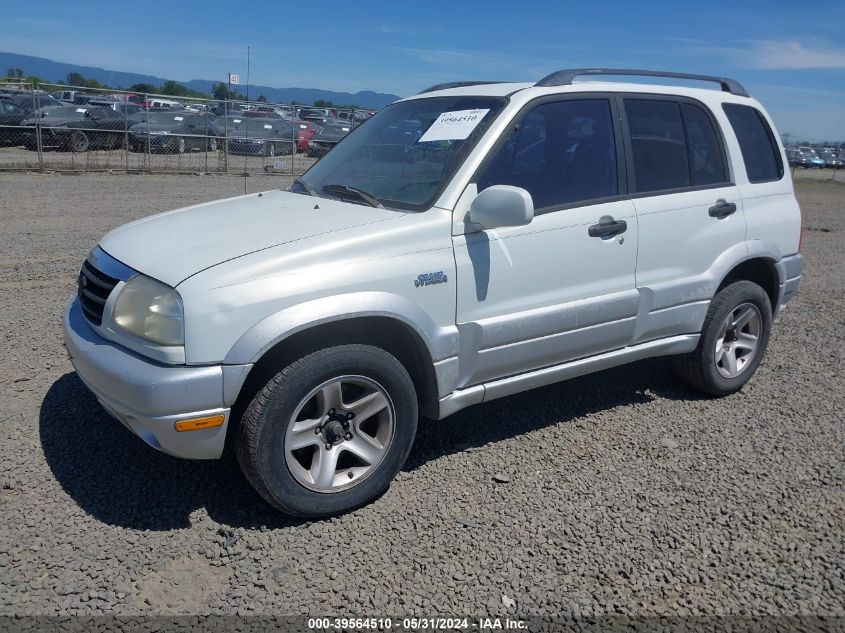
[62,297,232,459]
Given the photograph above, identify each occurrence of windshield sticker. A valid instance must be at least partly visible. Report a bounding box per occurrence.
[174,116,184,121]
[418,108,490,143]
[264,124,273,129]
[233,119,242,123]
[75,108,87,113]
[342,127,350,132]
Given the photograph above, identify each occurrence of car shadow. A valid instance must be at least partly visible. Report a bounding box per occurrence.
[39,373,304,531]
[40,359,703,529]
[405,356,707,471]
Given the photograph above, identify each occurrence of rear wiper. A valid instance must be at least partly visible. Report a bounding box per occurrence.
[321,184,383,208]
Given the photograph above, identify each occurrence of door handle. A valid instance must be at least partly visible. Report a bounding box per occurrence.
[588,216,627,238]
[708,199,737,218]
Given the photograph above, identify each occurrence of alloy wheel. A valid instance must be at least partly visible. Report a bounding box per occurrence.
[714,302,762,378]
[284,375,395,493]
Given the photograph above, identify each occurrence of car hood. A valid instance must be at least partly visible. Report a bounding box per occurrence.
[30,116,83,126]
[129,123,186,134]
[98,190,403,286]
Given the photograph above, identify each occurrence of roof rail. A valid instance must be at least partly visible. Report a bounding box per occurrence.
[534,68,749,97]
[420,81,505,94]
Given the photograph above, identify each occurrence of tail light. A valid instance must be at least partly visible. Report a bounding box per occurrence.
[798,204,805,252]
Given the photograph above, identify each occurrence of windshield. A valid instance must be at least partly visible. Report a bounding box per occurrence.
[295,96,506,211]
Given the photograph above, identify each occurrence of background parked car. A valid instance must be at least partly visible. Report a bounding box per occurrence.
[299,107,335,126]
[1,92,62,114]
[128,111,219,153]
[218,116,296,157]
[52,90,87,104]
[788,147,826,169]
[20,105,134,152]
[292,120,320,152]
[306,122,352,157]
[20,105,91,150]
[55,106,140,152]
[0,98,29,145]
[819,148,843,168]
[133,97,184,110]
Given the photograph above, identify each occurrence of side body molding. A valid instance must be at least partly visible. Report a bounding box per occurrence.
[223,290,460,371]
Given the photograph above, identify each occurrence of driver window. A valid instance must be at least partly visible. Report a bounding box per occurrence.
[477,98,618,210]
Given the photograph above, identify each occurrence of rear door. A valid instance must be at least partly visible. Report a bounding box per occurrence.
[453,95,639,388]
[621,95,745,344]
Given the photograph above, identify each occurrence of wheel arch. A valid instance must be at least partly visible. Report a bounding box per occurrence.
[716,256,780,311]
[224,292,459,421]
[231,315,442,422]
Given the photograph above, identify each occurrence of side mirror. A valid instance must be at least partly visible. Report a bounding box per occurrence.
[468,185,534,230]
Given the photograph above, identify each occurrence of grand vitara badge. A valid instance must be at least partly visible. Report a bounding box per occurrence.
[414,271,448,288]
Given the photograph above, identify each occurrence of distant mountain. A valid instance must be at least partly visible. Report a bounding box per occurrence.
[0,52,402,108]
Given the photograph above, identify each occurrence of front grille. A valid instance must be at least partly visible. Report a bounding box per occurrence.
[77,259,118,326]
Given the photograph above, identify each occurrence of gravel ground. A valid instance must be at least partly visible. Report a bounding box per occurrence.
[0,172,843,622]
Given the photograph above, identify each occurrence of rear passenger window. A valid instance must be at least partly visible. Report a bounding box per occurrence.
[625,100,689,192]
[477,99,618,210]
[722,103,784,183]
[682,103,729,186]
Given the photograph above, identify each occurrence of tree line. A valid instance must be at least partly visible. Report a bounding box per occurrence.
[5,68,362,109]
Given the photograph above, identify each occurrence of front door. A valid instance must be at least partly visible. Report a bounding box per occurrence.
[453,96,639,389]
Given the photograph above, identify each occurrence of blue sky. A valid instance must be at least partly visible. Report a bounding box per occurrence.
[5,0,844,140]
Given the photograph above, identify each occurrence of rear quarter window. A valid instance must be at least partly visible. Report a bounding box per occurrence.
[722,103,784,183]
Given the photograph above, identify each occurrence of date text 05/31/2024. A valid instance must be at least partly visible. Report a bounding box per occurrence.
[307,617,527,630]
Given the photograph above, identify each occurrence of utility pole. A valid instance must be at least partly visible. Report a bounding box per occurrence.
[244,46,250,195]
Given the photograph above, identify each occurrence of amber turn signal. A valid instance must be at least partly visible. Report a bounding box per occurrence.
[174,415,225,432]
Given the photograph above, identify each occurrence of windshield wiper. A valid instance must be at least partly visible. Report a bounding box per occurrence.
[321,184,383,208]
[292,178,318,197]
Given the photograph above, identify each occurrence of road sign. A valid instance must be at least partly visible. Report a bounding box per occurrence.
[228,73,240,85]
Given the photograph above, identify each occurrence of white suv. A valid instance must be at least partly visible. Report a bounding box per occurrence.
[64,69,803,517]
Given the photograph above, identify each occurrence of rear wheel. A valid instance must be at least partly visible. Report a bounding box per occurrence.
[176,137,186,154]
[673,281,772,396]
[235,344,418,518]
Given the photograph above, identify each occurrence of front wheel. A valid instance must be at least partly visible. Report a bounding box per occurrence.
[673,281,772,396]
[69,131,89,153]
[235,344,418,518]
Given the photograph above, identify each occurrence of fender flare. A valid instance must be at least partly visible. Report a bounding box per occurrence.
[223,291,459,366]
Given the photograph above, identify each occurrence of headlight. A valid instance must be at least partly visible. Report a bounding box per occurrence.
[112,275,184,345]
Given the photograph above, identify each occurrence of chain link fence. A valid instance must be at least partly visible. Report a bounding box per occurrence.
[0,82,374,176]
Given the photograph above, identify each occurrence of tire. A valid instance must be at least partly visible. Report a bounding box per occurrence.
[264,142,276,158]
[69,131,89,153]
[176,137,186,154]
[235,344,418,518]
[208,137,218,152]
[673,281,772,396]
